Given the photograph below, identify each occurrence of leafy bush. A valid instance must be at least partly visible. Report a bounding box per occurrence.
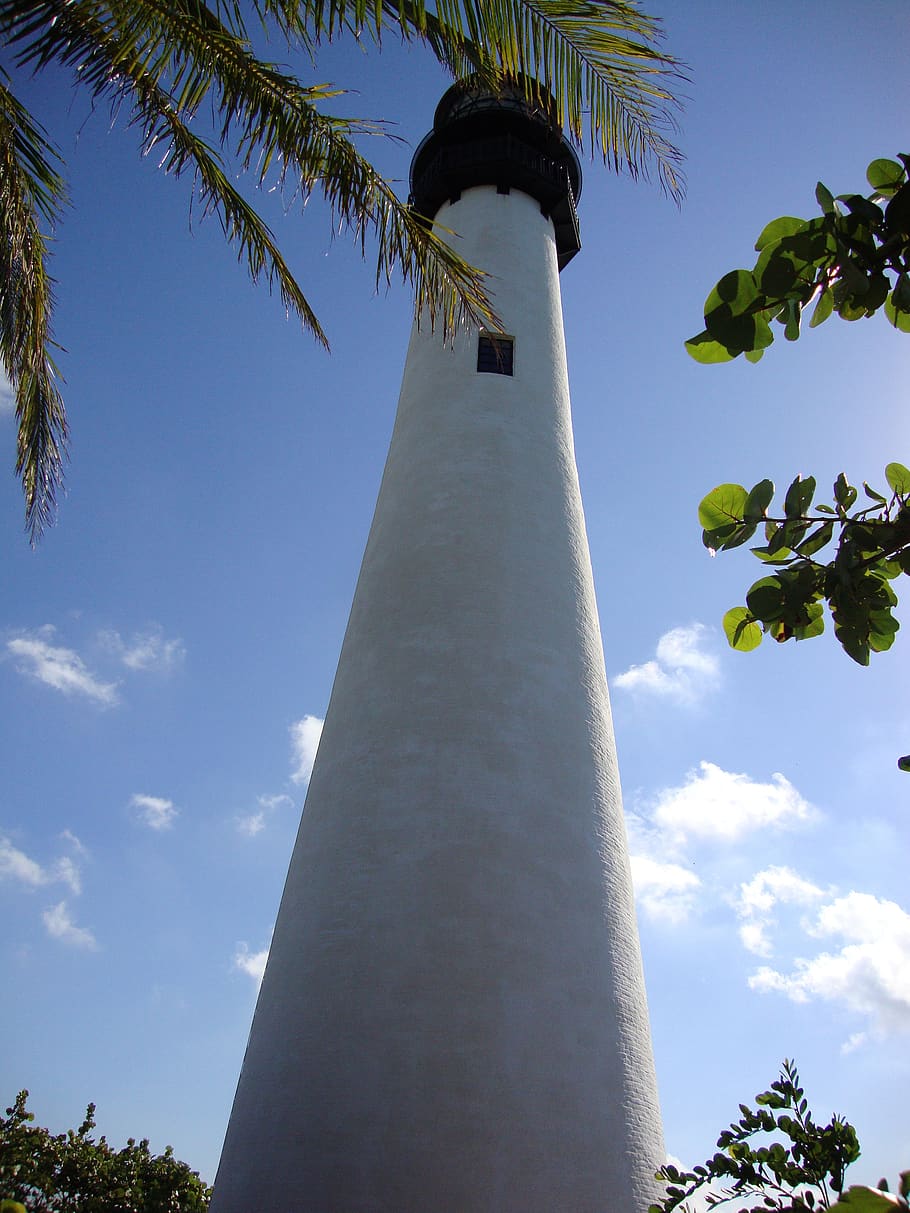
[0,1091,210,1212]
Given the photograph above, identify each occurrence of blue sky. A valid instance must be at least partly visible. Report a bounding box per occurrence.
[1,0,909,1194]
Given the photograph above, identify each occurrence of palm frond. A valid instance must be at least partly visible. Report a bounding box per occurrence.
[8,0,496,335]
[0,0,684,538]
[429,0,687,199]
[260,0,686,197]
[0,75,68,541]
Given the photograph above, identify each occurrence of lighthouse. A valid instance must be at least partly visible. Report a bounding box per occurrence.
[211,79,664,1213]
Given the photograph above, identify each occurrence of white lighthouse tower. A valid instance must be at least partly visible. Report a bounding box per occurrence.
[211,79,664,1213]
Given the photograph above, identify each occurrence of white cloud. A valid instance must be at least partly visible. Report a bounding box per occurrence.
[290,716,324,785]
[7,628,118,705]
[53,856,82,896]
[630,854,701,924]
[841,1031,867,1056]
[651,761,818,845]
[237,811,267,838]
[0,835,82,894]
[0,836,48,887]
[131,793,179,831]
[614,624,720,704]
[43,901,97,950]
[233,937,271,985]
[60,829,88,857]
[100,627,185,672]
[734,866,826,957]
[749,891,910,1039]
[236,793,293,838]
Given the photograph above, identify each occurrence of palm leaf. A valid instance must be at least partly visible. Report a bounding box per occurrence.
[265,0,686,197]
[8,0,496,333]
[2,0,499,533]
[0,74,68,541]
[0,0,684,537]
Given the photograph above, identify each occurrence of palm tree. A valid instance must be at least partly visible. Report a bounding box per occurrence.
[0,0,684,541]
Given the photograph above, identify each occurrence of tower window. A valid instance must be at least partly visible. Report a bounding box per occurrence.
[477,334,514,376]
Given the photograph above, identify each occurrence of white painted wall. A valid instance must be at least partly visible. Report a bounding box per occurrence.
[211,184,664,1212]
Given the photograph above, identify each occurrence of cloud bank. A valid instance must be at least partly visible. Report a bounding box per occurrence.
[749,890,910,1040]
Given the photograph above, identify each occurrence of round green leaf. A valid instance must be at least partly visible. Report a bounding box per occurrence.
[723,607,762,651]
[796,520,834,558]
[705,269,760,313]
[815,182,836,215]
[685,331,736,363]
[886,183,910,236]
[810,286,834,327]
[865,271,891,312]
[784,298,802,341]
[744,479,775,522]
[834,472,857,510]
[784,474,816,518]
[885,292,910,332]
[885,462,910,495]
[898,755,910,773]
[699,484,749,530]
[835,1186,904,1212]
[746,576,786,623]
[894,273,910,309]
[757,246,799,296]
[704,271,771,353]
[795,601,825,640]
[866,158,905,195]
[754,216,807,251]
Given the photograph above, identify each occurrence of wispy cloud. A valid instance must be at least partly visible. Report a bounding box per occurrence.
[99,627,185,672]
[734,866,827,958]
[236,793,294,838]
[131,793,179,831]
[613,624,720,705]
[0,835,47,887]
[290,715,324,785]
[749,890,910,1041]
[233,935,272,985]
[630,854,701,925]
[0,835,82,895]
[43,900,97,950]
[650,761,818,846]
[7,627,118,705]
[60,829,88,857]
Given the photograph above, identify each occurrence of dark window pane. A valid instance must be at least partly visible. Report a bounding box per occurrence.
[477,334,514,376]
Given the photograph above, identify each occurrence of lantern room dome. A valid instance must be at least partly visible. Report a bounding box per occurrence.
[409,77,582,269]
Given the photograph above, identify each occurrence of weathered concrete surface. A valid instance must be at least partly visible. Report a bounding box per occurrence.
[211,184,664,1213]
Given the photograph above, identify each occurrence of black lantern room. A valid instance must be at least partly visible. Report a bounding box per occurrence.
[409,77,583,270]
